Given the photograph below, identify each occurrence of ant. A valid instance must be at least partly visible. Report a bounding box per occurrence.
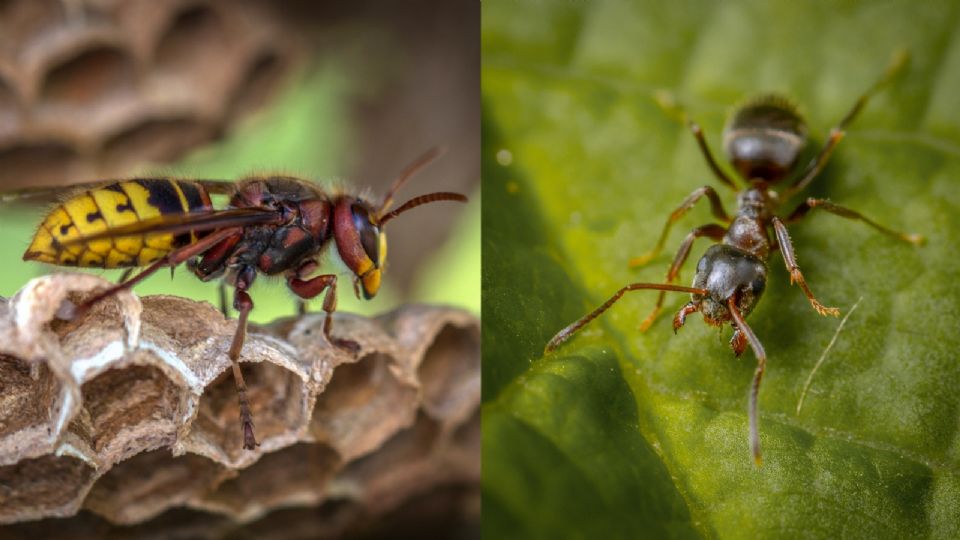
[545,53,923,465]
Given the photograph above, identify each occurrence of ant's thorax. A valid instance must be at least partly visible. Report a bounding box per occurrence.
[722,185,776,260]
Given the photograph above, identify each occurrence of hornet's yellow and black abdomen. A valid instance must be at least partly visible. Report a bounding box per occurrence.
[24,179,213,268]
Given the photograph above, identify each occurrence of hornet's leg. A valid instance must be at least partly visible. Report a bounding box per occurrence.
[786,198,924,245]
[783,51,908,200]
[68,227,256,451]
[218,281,229,317]
[639,223,727,331]
[75,227,244,315]
[288,273,360,354]
[117,268,134,284]
[727,296,767,466]
[292,260,318,317]
[771,217,840,317]
[629,187,731,268]
[229,266,258,450]
[544,283,708,354]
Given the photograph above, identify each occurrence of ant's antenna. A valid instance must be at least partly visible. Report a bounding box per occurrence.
[544,283,708,353]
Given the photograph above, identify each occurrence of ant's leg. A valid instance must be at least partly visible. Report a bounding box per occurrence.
[786,198,924,245]
[288,273,360,353]
[229,270,259,450]
[834,51,908,133]
[629,187,731,268]
[783,52,908,199]
[771,217,840,317]
[651,93,737,190]
[689,121,739,191]
[780,130,845,201]
[639,223,726,331]
[727,297,767,466]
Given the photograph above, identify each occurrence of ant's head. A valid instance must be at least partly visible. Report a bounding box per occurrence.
[723,95,808,182]
[691,244,767,325]
[332,148,467,300]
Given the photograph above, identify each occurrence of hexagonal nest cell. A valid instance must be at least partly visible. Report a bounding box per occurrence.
[0,274,479,530]
[0,0,300,190]
[0,75,19,135]
[192,442,342,522]
[0,0,66,53]
[101,116,216,170]
[418,322,481,425]
[190,358,311,464]
[0,454,96,522]
[153,5,229,77]
[40,45,136,109]
[82,449,228,525]
[0,141,82,188]
[309,351,419,461]
[0,359,60,450]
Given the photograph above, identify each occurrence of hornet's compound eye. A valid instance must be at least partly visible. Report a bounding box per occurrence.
[351,204,380,266]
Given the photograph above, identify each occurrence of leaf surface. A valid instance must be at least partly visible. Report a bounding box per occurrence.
[482,1,960,538]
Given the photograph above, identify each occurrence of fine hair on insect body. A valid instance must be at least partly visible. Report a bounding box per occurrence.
[12,148,467,450]
[545,52,923,465]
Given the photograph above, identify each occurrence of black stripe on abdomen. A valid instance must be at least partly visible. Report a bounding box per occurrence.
[136,179,185,215]
[137,179,192,247]
[178,180,214,240]
[178,181,210,213]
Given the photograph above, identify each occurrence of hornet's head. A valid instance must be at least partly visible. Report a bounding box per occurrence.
[332,148,467,300]
[333,198,387,299]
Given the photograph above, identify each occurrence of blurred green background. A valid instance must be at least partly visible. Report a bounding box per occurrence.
[0,7,479,323]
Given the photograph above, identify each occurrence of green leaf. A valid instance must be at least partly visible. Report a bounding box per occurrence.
[482,1,960,538]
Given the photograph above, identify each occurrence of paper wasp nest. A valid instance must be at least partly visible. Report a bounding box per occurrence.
[0,0,297,188]
[0,274,480,534]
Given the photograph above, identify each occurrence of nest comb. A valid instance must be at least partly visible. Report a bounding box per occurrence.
[0,0,300,190]
[0,273,479,533]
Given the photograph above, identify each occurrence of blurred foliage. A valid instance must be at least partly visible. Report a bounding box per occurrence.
[482,0,960,538]
[0,67,479,321]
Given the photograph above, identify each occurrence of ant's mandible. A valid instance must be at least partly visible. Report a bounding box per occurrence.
[545,52,923,465]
